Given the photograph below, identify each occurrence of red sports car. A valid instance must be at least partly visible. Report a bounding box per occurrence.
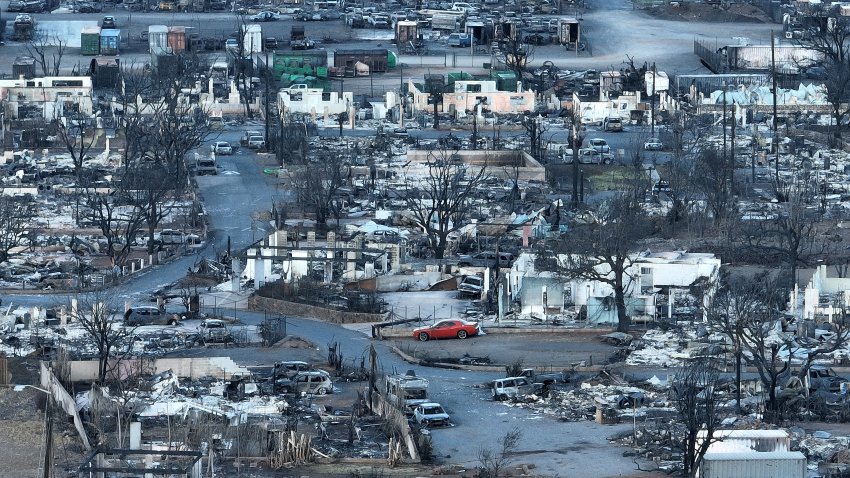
[413,319,480,341]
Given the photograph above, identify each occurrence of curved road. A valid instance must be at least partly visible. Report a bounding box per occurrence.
[2,122,654,476]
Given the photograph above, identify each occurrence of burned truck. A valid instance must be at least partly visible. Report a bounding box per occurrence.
[385,370,429,416]
[11,14,35,41]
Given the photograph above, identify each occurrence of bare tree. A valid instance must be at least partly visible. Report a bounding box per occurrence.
[706,272,811,423]
[55,109,97,180]
[522,113,549,163]
[289,151,346,228]
[0,193,34,262]
[278,112,309,165]
[547,190,655,332]
[26,30,67,77]
[117,58,212,254]
[673,358,725,478]
[822,60,850,140]
[82,186,145,267]
[233,14,256,119]
[498,36,534,81]
[404,150,488,259]
[801,5,850,138]
[66,293,134,384]
[477,427,522,478]
[802,5,850,65]
[705,272,763,414]
[661,138,700,231]
[122,161,184,256]
[691,147,734,227]
[734,184,831,290]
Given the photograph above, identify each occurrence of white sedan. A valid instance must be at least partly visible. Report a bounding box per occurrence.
[251,11,280,21]
[414,402,450,427]
[644,137,663,151]
[589,138,610,153]
[210,141,233,155]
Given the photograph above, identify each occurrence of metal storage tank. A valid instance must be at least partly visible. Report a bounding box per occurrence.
[81,26,101,56]
[148,25,168,55]
[167,26,187,54]
[698,452,806,478]
[12,56,36,79]
[100,29,120,55]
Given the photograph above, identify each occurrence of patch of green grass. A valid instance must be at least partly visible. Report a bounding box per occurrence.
[586,168,633,191]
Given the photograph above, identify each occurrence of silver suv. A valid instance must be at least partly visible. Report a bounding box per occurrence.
[124,306,178,326]
[198,319,232,343]
[277,371,333,395]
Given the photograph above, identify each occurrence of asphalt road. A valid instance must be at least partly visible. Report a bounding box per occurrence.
[0,0,779,473]
[1,127,660,476]
[0,0,778,78]
[199,310,656,477]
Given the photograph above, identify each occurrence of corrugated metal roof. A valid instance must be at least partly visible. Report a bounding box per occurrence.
[703,430,790,438]
[703,451,806,460]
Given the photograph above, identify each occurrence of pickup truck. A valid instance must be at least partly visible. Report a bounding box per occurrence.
[517,368,565,385]
[457,251,514,267]
[240,131,262,147]
[195,156,217,176]
[457,275,484,296]
[805,366,848,393]
[247,135,266,150]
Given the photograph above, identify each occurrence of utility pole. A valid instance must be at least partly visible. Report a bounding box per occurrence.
[730,101,736,191]
[399,64,405,128]
[650,62,656,138]
[264,49,270,144]
[433,93,440,129]
[771,30,779,182]
[570,113,582,206]
[722,83,727,166]
[751,122,757,182]
[472,111,478,150]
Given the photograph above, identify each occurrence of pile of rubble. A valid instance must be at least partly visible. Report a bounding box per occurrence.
[499,375,670,423]
[0,147,202,290]
[625,328,697,367]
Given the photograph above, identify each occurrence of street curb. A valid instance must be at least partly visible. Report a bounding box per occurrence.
[380,326,615,338]
[390,345,617,373]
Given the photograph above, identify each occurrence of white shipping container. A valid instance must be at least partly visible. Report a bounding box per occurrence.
[698,451,806,478]
[644,71,669,96]
[243,24,263,53]
[149,25,168,55]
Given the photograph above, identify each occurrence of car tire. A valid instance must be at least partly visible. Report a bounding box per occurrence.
[316,387,328,395]
[496,393,508,401]
[457,330,468,339]
[418,332,430,342]
[169,318,178,326]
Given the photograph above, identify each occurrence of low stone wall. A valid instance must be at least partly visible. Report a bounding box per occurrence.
[249,296,388,324]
